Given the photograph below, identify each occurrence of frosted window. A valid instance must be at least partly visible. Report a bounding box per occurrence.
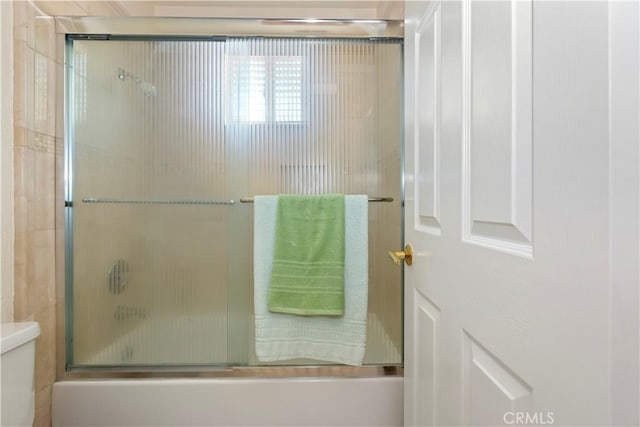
[227,55,303,124]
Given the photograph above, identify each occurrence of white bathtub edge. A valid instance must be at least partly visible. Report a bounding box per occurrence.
[53,377,403,427]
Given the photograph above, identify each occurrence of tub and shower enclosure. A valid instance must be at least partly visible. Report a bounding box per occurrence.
[64,20,404,375]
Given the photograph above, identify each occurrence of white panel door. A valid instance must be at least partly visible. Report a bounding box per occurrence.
[403,1,639,426]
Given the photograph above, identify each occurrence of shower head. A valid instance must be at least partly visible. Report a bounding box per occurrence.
[117,67,157,97]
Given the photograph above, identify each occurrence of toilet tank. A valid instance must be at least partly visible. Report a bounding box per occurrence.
[1,322,40,427]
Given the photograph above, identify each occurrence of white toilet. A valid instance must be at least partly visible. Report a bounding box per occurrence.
[1,322,40,427]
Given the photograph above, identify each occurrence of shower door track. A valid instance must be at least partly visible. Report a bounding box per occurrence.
[64,365,403,379]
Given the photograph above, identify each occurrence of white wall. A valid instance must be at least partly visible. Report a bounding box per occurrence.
[609,1,640,424]
[0,0,14,322]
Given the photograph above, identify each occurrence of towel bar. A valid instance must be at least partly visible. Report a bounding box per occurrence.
[79,196,393,205]
[80,198,235,205]
[239,196,393,203]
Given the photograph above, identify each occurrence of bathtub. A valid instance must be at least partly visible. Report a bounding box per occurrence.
[55,311,402,426]
[52,376,403,426]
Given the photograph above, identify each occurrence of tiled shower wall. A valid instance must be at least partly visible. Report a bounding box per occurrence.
[13,3,63,425]
[12,3,122,425]
[0,0,14,323]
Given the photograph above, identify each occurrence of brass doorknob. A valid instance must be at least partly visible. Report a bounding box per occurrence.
[388,244,413,266]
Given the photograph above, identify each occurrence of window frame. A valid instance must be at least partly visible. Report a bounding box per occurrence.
[225,54,308,127]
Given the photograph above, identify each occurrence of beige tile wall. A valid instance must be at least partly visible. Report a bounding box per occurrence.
[13,2,60,425]
[0,0,14,323]
[12,2,121,425]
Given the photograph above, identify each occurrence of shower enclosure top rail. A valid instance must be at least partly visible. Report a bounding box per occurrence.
[80,197,235,206]
[239,196,394,203]
[56,17,404,39]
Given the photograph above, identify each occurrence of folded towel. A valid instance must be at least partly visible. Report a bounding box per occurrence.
[254,195,368,366]
[268,194,345,316]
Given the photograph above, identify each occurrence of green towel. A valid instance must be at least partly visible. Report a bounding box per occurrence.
[268,194,345,316]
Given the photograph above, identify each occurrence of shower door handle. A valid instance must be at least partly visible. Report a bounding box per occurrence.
[388,244,413,266]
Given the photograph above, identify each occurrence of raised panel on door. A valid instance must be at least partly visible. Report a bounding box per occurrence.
[414,0,442,236]
[462,332,533,426]
[412,289,440,427]
[404,1,444,424]
[462,0,532,258]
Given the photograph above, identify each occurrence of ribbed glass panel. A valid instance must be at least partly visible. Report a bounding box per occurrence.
[224,38,403,366]
[71,40,228,366]
[69,37,402,368]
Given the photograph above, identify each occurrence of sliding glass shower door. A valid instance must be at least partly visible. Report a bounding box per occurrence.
[66,37,403,368]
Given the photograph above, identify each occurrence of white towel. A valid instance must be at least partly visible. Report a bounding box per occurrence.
[254,195,368,366]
